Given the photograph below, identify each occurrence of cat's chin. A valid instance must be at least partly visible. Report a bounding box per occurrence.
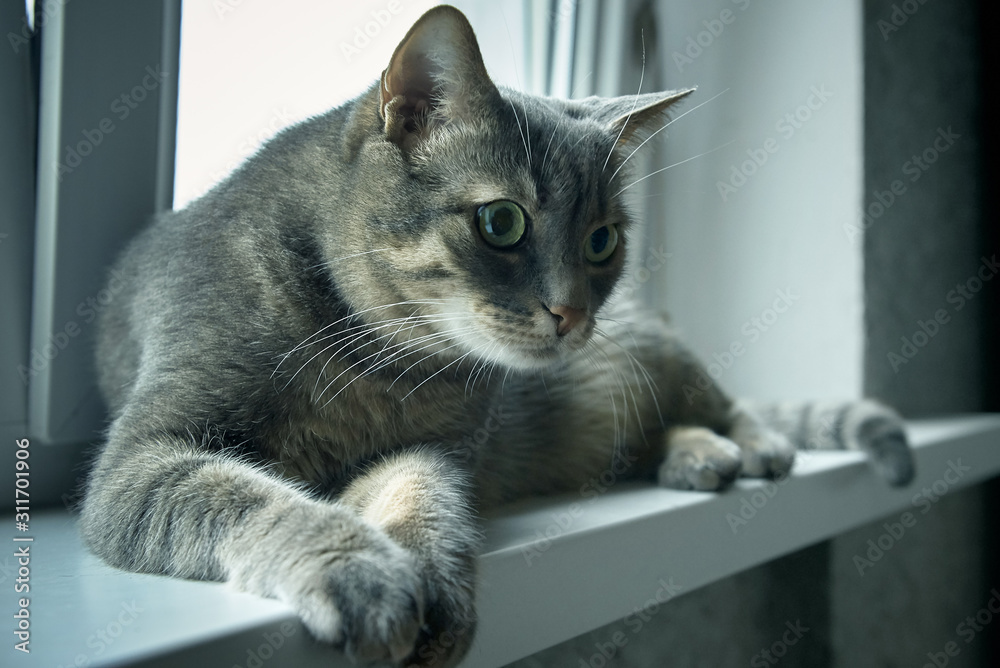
[473,342,571,372]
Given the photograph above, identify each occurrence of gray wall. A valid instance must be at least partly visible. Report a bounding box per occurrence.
[0,0,35,440]
[862,0,986,416]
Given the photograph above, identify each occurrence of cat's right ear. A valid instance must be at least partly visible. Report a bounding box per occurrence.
[600,89,697,148]
[379,5,499,150]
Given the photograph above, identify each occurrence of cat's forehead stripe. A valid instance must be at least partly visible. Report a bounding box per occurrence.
[461,184,516,205]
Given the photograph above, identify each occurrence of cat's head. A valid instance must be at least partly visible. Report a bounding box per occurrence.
[327,5,692,371]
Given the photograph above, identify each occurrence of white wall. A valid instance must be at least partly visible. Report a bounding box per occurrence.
[646,0,864,401]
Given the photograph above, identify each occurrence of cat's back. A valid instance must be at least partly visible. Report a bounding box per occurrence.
[94,200,251,416]
[94,99,365,416]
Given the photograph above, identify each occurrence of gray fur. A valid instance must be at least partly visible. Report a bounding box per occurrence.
[80,6,913,667]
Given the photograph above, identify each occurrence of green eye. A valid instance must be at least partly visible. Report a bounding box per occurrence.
[477,200,527,248]
[585,224,619,263]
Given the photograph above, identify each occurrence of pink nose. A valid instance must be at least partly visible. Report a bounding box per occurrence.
[547,305,587,336]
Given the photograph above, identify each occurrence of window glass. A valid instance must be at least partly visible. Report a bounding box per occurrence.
[174,0,439,208]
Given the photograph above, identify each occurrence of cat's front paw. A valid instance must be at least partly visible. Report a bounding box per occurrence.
[732,430,796,479]
[402,556,477,667]
[288,536,425,664]
[392,544,478,668]
[659,426,743,490]
[726,414,797,479]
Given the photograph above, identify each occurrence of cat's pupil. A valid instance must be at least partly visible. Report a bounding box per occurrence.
[591,227,610,253]
[477,201,526,248]
[488,208,513,236]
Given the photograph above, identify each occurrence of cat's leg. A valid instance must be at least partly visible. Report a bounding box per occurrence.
[81,415,427,664]
[658,426,744,490]
[643,336,796,488]
[725,400,797,478]
[339,448,480,668]
[472,311,800,501]
[573,311,794,491]
[473,315,748,499]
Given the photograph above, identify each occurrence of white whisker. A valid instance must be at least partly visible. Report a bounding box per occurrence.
[272,299,447,376]
[307,247,392,271]
[401,346,484,402]
[365,326,476,378]
[282,312,468,391]
[541,117,561,175]
[316,328,478,409]
[465,345,494,397]
[507,99,531,167]
[501,364,514,397]
[570,70,594,98]
[593,327,664,428]
[603,31,645,173]
[501,7,532,166]
[388,339,472,392]
[615,140,736,198]
[309,317,468,396]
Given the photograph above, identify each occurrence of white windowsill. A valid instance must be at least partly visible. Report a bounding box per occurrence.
[4,415,999,667]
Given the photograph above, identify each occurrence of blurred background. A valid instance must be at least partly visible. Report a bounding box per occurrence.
[1,0,996,665]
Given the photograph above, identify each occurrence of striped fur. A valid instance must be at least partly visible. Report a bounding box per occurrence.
[81,6,912,667]
[742,400,915,486]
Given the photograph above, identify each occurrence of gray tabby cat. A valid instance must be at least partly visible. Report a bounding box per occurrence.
[81,5,913,667]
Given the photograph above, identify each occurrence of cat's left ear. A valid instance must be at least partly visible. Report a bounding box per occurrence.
[379,5,500,150]
[598,88,697,148]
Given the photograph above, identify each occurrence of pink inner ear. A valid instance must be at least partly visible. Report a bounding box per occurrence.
[380,13,456,122]
[384,52,436,106]
[378,4,498,134]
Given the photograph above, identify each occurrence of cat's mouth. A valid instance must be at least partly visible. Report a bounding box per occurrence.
[429,298,594,370]
[479,337,581,370]
[460,312,594,370]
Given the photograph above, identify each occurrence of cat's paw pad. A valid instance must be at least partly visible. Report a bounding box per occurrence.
[731,430,796,479]
[659,427,742,491]
[294,542,424,664]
